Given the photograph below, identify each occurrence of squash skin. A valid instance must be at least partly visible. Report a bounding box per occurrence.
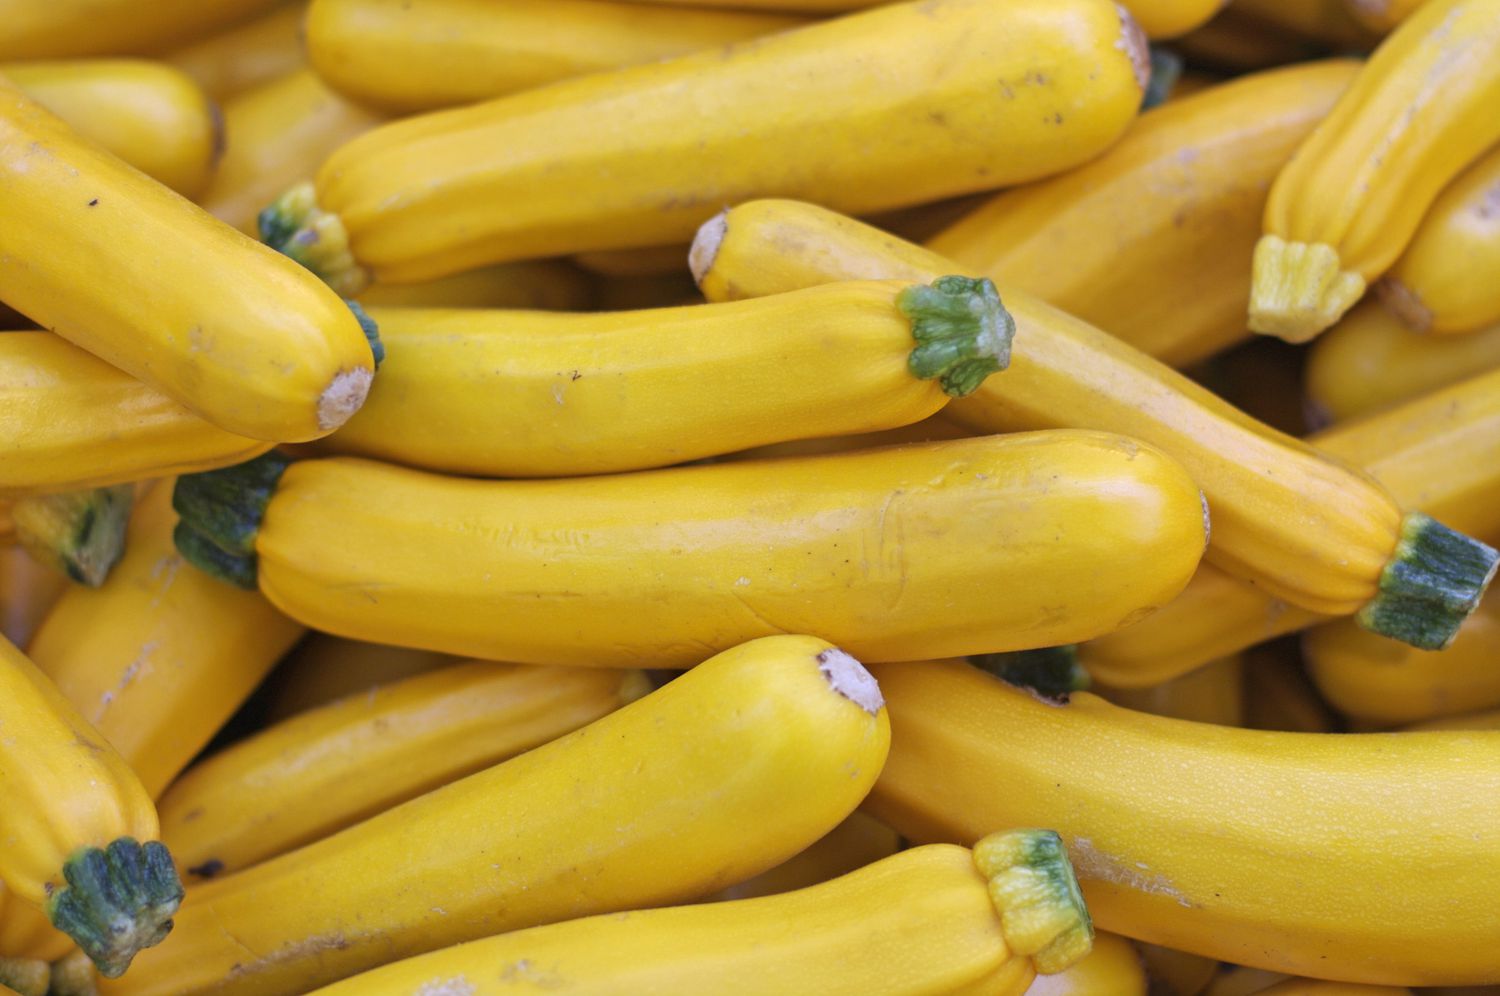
[163,3,305,101]
[0,0,285,59]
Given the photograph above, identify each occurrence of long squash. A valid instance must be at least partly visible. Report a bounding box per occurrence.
[0,635,182,977]
[867,658,1500,986]
[1249,0,1500,342]
[690,199,1498,645]
[322,278,1012,477]
[259,0,1146,291]
[0,77,377,443]
[159,661,649,880]
[0,0,285,59]
[101,636,890,996]
[171,433,1208,667]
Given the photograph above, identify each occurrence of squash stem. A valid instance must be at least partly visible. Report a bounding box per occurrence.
[46,839,184,980]
[259,182,370,296]
[10,486,134,587]
[974,828,1093,975]
[897,275,1015,397]
[0,956,49,996]
[971,647,1089,702]
[1247,235,1365,343]
[172,451,292,589]
[1357,513,1499,650]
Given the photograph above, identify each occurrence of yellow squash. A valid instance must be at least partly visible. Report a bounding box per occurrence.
[0,635,182,978]
[357,261,594,311]
[1376,143,1500,334]
[718,412,971,463]
[304,831,1098,995]
[925,60,1359,366]
[0,332,269,497]
[1026,931,1147,996]
[0,0,285,59]
[0,77,377,443]
[1347,0,1435,31]
[707,811,900,902]
[160,661,647,880]
[28,483,305,799]
[1249,0,1500,342]
[103,636,890,996]
[326,278,1013,477]
[307,0,802,113]
[1,61,219,198]
[1259,983,1411,996]
[173,433,1207,667]
[163,3,305,101]
[1305,301,1500,424]
[7,485,133,587]
[691,198,1498,644]
[260,0,1146,291]
[867,658,1500,986]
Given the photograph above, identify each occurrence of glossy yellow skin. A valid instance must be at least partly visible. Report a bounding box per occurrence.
[0,886,71,963]
[0,0,285,59]
[929,61,1358,366]
[697,199,1405,616]
[1305,301,1500,423]
[0,547,68,649]
[308,0,801,113]
[104,636,891,996]
[0,332,269,497]
[1026,931,1146,996]
[2,61,219,198]
[0,634,159,908]
[1118,0,1223,37]
[358,262,594,311]
[307,844,1032,996]
[1252,0,1500,342]
[202,68,383,234]
[28,485,304,799]
[1347,0,1434,31]
[251,435,1206,667]
[328,283,964,477]
[164,3,305,101]
[0,79,375,443]
[161,661,645,879]
[1097,655,1243,726]
[1378,144,1500,334]
[311,0,1145,283]
[720,412,971,463]
[266,634,456,720]
[708,811,900,902]
[868,659,1500,985]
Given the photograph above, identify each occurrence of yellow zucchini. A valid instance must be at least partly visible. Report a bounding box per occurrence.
[307,0,802,113]
[265,633,456,720]
[1405,707,1500,731]
[0,546,67,648]
[692,199,1498,644]
[0,77,377,442]
[172,433,1207,667]
[104,636,890,995]
[0,332,270,497]
[1376,144,1500,334]
[1347,0,1435,31]
[28,483,305,799]
[1305,301,1500,424]
[924,60,1357,366]
[160,661,647,880]
[163,3,305,101]
[260,0,1146,290]
[867,658,1500,985]
[1,61,220,198]
[324,278,1013,477]
[0,884,72,964]
[1249,0,1500,342]
[357,261,595,311]
[707,811,900,902]
[0,0,285,59]
[1027,931,1147,996]
[8,485,133,587]
[0,635,182,977]
[1096,655,1243,726]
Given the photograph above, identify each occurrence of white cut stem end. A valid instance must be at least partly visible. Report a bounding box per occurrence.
[1113,4,1151,92]
[817,648,884,714]
[688,210,728,288]
[318,367,374,431]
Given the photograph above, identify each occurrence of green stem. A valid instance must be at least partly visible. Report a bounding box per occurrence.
[1141,46,1182,110]
[973,828,1093,975]
[10,486,134,587]
[971,647,1089,702]
[46,839,183,980]
[0,957,49,996]
[1357,513,1499,650]
[258,182,370,296]
[172,522,259,590]
[897,275,1014,397]
[345,299,384,369]
[172,451,291,588]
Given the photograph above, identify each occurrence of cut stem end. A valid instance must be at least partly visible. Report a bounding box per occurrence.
[974,829,1093,975]
[46,839,184,979]
[816,648,884,714]
[1357,513,1500,650]
[688,210,728,288]
[899,275,1015,397]
[1247,235,1364,343]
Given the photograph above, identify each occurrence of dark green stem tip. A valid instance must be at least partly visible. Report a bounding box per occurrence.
[345,299,384,369]
[898,275,1015,398]
[174,521,259,590]
[971,646,1088,702]
[1142,46,1183,110]
[47,839,184,979]
[1357,513,1500,651]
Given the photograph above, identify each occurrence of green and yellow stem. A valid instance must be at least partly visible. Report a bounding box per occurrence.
[45,950,98,996]
[898,275,1015,397]
[259,182,370,297]
[0,957,48,996]
[1358,513,1500,650]
[974,828,1093,975]
[10,486,134,587]
[971,647,1089,702]
[172,450,291,589]
[1142,46,1182,110]
[1247,235,1366,343]
[46,840,183,980]
[345,299,384,369]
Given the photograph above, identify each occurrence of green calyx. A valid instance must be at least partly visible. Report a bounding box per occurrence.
[258,182,370,296]
[971,647,1089,702]
[46,839,184,979]
[974,828,1093,975]
[1141,46,1182,110]
[898,275,1015,397]
[346,299,384,369]
[1357,513,1500,650]
[11,485,134,587]
[172,451,292,589]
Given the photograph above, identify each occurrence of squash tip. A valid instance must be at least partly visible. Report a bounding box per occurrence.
[688,210,728,288]
[318,367,374,432]
[816,648,883,714]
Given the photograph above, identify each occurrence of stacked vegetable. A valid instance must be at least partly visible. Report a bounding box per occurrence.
[0,0,1498,994]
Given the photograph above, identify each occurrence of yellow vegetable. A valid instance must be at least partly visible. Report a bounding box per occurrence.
[1346,0,1435,31]
[307,0,803,113]
[357,261,594,311]
[172,433,1207,667]
[103,636,890,996]
[1097,655,1243,726]
[692,198,1498,643]
[163,3,305,101]
[1405,707,1500,731]
[1026,931,1147,996]
[260,0,1147,291]
[718,412,971,463]
[926,60,1358,366]
[325,278,1013,477]
[1116,0,1224,38]
[0,884,72,964]
[868,658,1500,985]
[0,331,270,497]
[0,78,378,443]
[28,483,305,799]
[0,547,67,648]
[266,633,456,720]
[8,485,133,587]
[1377,144,1500,334]
[0,0,285,59]
[1249,0,1500,342]
[707,811,900,902]
[1,61,220,198]
[0,635,182,977]
[1305,301,1500,424]
[160,661,647,880]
